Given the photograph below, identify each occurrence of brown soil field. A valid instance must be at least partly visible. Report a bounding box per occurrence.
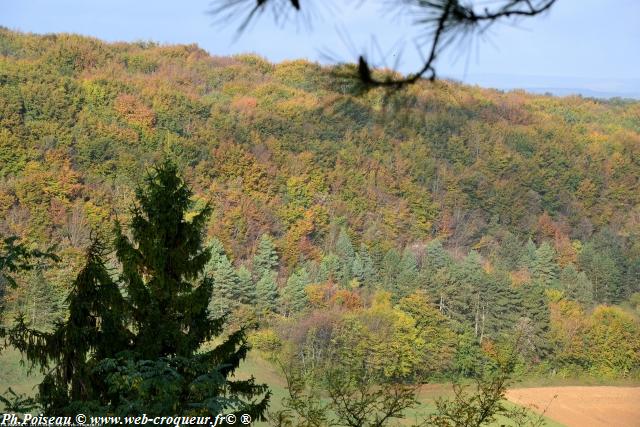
[506,386,640,427]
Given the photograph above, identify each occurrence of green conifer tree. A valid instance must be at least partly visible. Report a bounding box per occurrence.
[236,264,255,305]
[335,227,355,286]
[204,238,227,273]
[396,248,419,299]
[523,239,538,270]
[282,267,310,314]
[318,253,340,283]
[423,239,451,274]
[8,161,270,418]
[8,240,131,413]
[351,246,376,288]
[256,271,279,314]
[113,161,216,358]
[209,255,239,317]
[559,264,594,306]
[252,234,278,280]
[381,248,402,292]
[532,242,558,287]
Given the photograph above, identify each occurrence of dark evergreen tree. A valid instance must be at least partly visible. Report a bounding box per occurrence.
[8,161,270,418]
[114,161,216,358]
[8,240,130,414]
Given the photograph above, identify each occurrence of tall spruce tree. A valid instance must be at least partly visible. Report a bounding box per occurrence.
[252,234,278,281]
[8,161,270,418]
[282,267,310,315]
[352,246,376,288]
[559,264,594,306]
[318,252,340,283]
[114,161,216,358]
[579,231,627,303]
[381,248,402,293]
[532,242,558,287]
[256,271,279,314]
[335,227,355,286]
[8,240,130,413]
[209,255,240,317]
[396,249,419,299]
[423,239,451,274]
[236,264,255,305]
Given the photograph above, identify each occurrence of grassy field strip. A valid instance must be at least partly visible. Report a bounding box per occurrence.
[236,354,567,427]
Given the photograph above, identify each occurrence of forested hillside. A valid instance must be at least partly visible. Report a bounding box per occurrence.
[1,28,640,381]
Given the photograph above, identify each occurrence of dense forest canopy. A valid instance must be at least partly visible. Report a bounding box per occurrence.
[1,28,640,386]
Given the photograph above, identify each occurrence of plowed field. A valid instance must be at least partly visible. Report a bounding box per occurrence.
[506,386,640,427]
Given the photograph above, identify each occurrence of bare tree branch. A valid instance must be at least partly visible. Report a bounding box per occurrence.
[210,0,558,89]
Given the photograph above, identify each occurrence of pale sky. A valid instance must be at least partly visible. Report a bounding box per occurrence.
[2,0,639,97]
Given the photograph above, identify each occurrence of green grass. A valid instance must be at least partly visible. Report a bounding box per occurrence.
[0,347,42,409]
[0,348,571,426]
[512,375,640,388]
[235,354,567,426]
[235,352,290,413]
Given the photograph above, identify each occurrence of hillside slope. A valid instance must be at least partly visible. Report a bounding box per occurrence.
[1,29,640,378]
[2,28,639,256]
